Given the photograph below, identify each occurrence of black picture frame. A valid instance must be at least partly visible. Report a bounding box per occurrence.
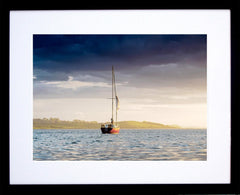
[2,1,240,194]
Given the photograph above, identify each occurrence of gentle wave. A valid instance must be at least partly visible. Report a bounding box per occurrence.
[33,129,207,161]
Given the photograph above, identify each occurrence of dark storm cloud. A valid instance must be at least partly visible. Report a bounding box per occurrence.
[33,34,206,77]
[33,34,207,100]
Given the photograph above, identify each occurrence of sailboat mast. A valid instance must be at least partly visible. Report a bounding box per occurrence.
[112,66,114,124]
[112,67,118,126]
[116,99,118,126]
[114,68,117,125]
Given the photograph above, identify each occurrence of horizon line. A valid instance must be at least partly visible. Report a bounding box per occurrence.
[33,117,207,129]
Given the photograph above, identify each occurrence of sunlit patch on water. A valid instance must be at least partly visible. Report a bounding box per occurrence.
[33,129,207,161]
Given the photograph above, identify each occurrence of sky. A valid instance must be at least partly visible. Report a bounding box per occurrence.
[33,35,207,128]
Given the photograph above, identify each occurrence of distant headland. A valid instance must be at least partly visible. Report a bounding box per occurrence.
[33,118,181,129]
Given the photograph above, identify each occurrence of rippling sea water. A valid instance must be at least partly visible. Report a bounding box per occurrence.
[33,129,206,161]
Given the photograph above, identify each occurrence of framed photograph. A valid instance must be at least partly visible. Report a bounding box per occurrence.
[10,9,231,185]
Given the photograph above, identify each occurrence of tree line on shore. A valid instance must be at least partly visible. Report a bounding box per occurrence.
[33,118,180,129]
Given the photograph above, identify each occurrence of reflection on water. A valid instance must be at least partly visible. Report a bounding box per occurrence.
[33,129,207,161]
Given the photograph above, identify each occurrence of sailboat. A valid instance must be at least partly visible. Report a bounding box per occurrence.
[101,66,120,134]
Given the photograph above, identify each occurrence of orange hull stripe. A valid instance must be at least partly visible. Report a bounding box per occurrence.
[110,128,120,134]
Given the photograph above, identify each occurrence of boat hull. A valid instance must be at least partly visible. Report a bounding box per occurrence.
[101,127,120,134]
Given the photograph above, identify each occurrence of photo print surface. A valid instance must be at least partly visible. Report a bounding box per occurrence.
[33,34,207,161]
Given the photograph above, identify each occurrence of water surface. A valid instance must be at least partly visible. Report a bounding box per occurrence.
[33,129,206,161]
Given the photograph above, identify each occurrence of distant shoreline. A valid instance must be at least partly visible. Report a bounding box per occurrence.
[33,128,206,130]
[33,118,205,130]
